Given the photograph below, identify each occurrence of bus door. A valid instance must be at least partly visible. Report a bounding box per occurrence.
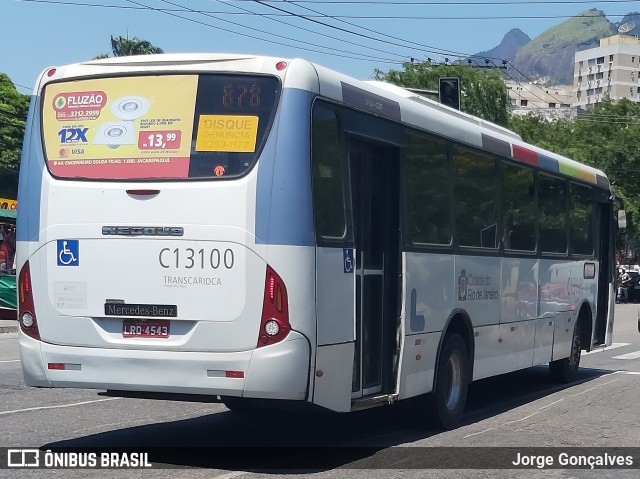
[594,198,614,345]
[349,139,401,399]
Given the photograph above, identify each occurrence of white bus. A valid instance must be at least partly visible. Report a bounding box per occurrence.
[17,53,616,429]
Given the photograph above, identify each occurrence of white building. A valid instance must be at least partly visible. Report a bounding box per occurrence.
[505,79,574,120]
[573,34,640,107]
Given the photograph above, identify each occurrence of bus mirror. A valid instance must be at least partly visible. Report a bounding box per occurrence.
[618,210,627,230]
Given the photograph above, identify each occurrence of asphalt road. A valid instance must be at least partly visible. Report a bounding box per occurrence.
[1,304,640,478]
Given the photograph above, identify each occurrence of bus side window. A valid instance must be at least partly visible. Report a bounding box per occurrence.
[311,104,346,240]
[404,133,451,246]
[453,147,498,249]
[570,182,594,256]
[539,174,567,254]
[502,163,536,252]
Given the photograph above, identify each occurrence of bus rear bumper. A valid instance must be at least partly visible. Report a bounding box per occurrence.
[19,331,310,400]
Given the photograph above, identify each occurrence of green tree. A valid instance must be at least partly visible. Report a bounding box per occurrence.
[96,35,164,59]
[374,62,510,126]
[0,73,29,198]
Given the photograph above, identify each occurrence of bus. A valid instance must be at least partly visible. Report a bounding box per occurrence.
[17,53,616,429]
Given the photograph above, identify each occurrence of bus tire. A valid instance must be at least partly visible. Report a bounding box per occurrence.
[429,333,469,430]
[549,322,581,383]
[220,396,258,413]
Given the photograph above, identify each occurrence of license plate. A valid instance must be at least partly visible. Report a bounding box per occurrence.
[123,319,170,338]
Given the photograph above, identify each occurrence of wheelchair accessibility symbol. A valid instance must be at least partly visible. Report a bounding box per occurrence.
[57,240,79,266]
[343,248,354,274]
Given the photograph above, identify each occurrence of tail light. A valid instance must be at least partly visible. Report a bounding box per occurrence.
[257,265,290,347]
[18,261,40,340]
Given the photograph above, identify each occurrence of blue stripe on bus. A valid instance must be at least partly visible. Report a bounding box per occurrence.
[255,88,315,246]
[16,95,43,242]
[537,153,560,173]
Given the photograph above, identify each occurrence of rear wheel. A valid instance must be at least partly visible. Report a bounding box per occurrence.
[428,333,470,430]
[220,396,259,413]
[549,322,581,383]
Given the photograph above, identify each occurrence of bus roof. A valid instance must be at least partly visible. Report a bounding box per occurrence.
[36,52,609,189]
[312,64,609,190]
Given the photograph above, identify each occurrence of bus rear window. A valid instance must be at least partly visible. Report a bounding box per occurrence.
[41,74,280,180]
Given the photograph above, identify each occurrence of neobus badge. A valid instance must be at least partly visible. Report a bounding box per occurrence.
[102,226,184,236]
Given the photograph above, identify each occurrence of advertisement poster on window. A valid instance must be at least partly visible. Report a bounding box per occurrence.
[42,75,198,179]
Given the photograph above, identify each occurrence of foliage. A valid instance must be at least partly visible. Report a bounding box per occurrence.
[374,62,510,127]
[510,98,640,246]
[0,73,29,197]
[95,35,164,59]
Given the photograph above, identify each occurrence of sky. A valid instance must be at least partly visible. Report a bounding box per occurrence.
[1,0,638,94]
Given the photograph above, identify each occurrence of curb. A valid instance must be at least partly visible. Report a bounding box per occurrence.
[0,325,18,334]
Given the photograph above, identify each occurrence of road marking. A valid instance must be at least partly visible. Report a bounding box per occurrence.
[463,378,618,439]
[0,359,20,363]
[618,371,640,375]
[583,343,629,355]
[208,471,247,479]
[613,351,640,360]
[0,397,121,416]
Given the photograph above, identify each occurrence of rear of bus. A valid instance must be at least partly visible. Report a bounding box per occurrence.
[17,55,317,402]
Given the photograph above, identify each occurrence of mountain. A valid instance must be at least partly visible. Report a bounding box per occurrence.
[513,10,614,84]
[475,9,619,84]
[474,28,531,62]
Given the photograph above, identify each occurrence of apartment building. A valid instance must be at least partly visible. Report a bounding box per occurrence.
[574,34,640,107]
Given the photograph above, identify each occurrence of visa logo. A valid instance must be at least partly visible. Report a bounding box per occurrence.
[71,148,85,154]
[58,128,88,143]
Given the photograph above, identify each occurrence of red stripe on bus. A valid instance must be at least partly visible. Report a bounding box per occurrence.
[512,145,539,165]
